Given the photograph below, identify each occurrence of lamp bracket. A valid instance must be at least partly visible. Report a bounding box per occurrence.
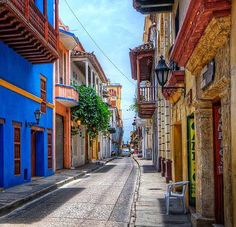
[25,122,38,128]
[161,86,186,96]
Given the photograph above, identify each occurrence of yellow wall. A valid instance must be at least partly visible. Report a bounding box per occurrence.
[107,85,122,118]
[231,1,236,225]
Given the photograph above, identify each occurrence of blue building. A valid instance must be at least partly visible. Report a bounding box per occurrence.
[0,0,59,188]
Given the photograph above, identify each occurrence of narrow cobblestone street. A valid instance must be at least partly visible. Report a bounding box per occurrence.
[0,158,138,227]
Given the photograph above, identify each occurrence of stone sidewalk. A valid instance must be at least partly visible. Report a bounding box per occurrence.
[0,158,114,217]
[133,158,192,227]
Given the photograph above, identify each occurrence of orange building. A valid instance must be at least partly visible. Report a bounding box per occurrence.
[54,24,79,170]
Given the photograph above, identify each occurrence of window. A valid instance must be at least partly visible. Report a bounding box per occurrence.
[47,131,52,169]
[40,76,47,113]
[88,66,91,86]
[13,123,21,175]
[175,5,179,38]
[92,72,95,88]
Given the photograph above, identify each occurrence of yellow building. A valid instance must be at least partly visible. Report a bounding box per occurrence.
[133,0,234,226]
[106,83,122,121]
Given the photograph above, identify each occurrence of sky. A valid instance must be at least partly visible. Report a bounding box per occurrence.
[59,0,144,142]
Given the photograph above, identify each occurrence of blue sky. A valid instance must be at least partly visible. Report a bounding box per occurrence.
[59,0,144,142]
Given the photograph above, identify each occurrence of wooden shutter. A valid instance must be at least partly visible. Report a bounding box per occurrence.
[48,131,52,169]
[40,76,47,113]
[14,126,21,175]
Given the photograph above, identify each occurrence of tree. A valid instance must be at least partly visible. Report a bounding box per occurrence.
[71,85,111,138]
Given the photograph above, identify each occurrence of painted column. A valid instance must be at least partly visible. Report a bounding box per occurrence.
[161,97,165,177]
[157,97,162,172]
[193,101,215,225]
[85,61,88,87]
[231,1,236,225]
[220,89,232,226]
[165,100,172,182]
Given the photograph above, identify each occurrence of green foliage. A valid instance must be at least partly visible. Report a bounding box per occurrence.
[127,96,138,113]
[71,85,111,138]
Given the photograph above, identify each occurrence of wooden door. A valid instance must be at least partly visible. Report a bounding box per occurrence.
[213,103,224,224]
[56,114,64,170]
[173,124,183,183]
[31,131,36,177]
[0,124,3,187]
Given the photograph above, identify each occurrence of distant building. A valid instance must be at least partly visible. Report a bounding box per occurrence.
[106,84,123,155]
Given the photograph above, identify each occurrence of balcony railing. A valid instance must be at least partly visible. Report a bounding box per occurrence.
[0,0,59,63]
[139,86,156,103]
[55,84,79,107]
[138,86,156,119]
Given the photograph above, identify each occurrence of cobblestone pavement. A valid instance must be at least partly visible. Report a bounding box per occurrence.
[0,157,138,227]
[134,159,192,227]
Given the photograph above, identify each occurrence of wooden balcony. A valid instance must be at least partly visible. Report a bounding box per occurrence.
[55,84,79,107]
[0,0,59,63]
[138,86,156,119]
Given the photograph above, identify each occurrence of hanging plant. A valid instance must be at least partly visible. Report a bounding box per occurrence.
[71,85,111,139]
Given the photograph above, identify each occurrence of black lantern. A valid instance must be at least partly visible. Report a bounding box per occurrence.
[34,109,42,125]
[155,55,185,93]
[155,55,170,87]
[25,109,42,127]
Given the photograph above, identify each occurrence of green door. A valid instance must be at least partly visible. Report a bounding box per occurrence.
[187,115,196,207]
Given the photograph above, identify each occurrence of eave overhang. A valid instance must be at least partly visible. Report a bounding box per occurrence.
[59,29,79,50]
[0,0,59,64]
[170,0,231,75]
[133,0,174,14]
[129,42,154,81]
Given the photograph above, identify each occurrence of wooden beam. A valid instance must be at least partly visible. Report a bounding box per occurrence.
[55,0,59,49]
[43,0,48,17]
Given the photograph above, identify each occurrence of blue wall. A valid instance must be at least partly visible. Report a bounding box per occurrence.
[0,124,3,187]
[0,39,54,188]
[34,0,54,26]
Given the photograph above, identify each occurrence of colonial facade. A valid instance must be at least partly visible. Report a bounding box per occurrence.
[71,49,110,162]
[54,22,79,170]
[0,0,59,188]
[132,0,235,226]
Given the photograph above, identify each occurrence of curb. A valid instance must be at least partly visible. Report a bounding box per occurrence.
[129,155,141,227]
[0,157,115,217]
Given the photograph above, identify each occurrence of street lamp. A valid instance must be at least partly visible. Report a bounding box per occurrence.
[155,56,185,92]
[155,55,170,87]
[25,109,42,127]
[132,117,136,131]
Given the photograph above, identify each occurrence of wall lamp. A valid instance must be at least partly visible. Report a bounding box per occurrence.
[155,56,185,92]
[25,109,42,127]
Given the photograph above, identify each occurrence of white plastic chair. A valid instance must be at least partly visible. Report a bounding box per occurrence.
[164,181,189,215]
